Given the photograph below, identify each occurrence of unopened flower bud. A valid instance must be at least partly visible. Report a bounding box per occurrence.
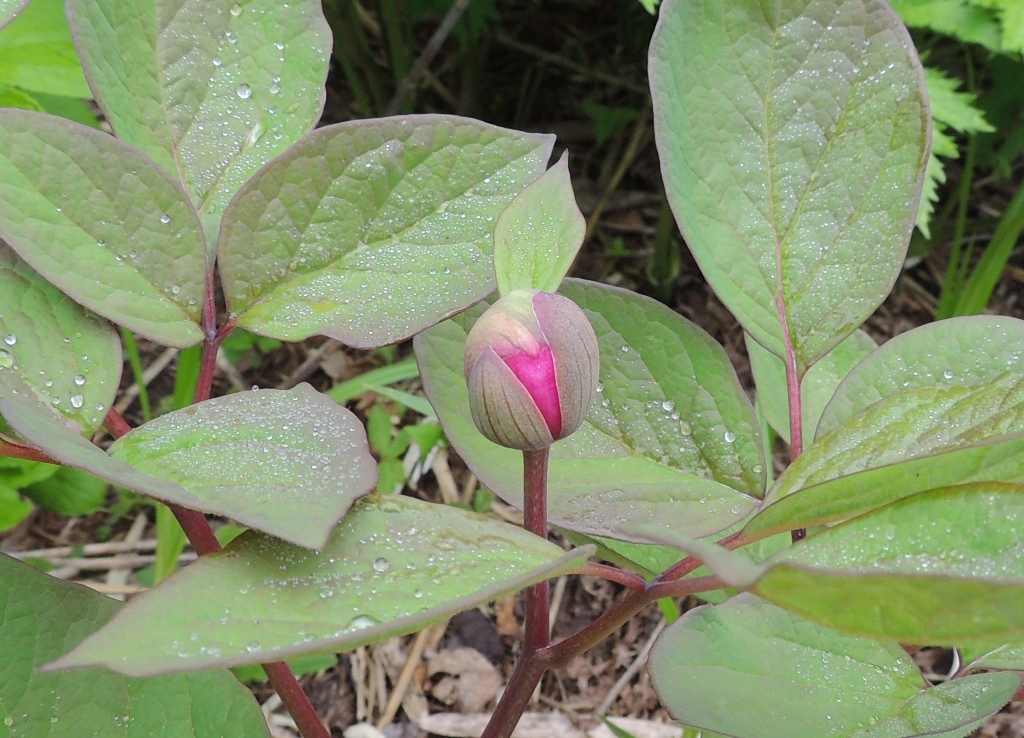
[464,289,599,450]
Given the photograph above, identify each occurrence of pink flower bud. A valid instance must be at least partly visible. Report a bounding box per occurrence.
[464,289,600,450]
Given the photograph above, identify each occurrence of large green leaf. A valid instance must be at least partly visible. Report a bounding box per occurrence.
[0,0,29,31]
[767,371,1024,505]
[819,316,1024,435]
[0,554,271,738]
[44,494,593,677]
[416,279,762,543]
[0,243,120,434]
[754,483,1024,645]
[747,329,876,447]
[493,151,585,294]
[650,594,1019,738]
[0,386,375,548]
[745,431,1024,538]
[68,0,330,238]
[0,109,206,347]
[108,385,378,549]
[0,0,90,98]
[650,0,929,374]
[218,116,554,347]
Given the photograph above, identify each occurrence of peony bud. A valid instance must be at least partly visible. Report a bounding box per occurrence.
[464,289,600,450]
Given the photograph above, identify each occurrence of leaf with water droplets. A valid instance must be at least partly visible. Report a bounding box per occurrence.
[416,279,762,543]
[0,109,206,347]
[650,593,1019,738]
[0,554,271,737]
[0,0,28,30]
[67,0,330,239]
[651,0,929,375]
[754,483,1024,645]
[218,116,554,347]
[107,384,378,549]
[0,243,120,433]
[745,431,1024,539]
[43,494,593,676]
[747,330,876,448]
[493,151,585,294]
[0,386,375,548]
[763,371,1024,512]
[819,316,1024,436]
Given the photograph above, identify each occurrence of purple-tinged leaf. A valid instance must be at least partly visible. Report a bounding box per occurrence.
[0,109,206,347]
[0,243,120,434]
[44,495,593,676]
[651,0,929,374]
[218,116,554,347]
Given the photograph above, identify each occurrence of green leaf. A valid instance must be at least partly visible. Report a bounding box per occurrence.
[0,387,376,548]
[755,483,1024,645]
[650,593,1019,738]
[746,431,1024,538]
[819,316,1024,436]
[33,91,100,128]
[925,67,994,134]
[0,483,32,530]
[582,102,639,146]
[0,109,207,347]
[917,127,954,238]
[747,330,876,448]
[651,0,930,374]
[0,242,121,433]
[67,0,331,238]
[0,554,271,737]
[493,151,586,294]
[416,279,762,543]
[22,466,107,516]
[44,494,594,676]
[768,371,1024,505]
[0,0,28,30]
[218,116,554,347]
[888,0,1002,51]
[108,385,378,549]
[0,83,42,111]
[0,454,57,488]
[326,358,421,404]
[0,0,90,98]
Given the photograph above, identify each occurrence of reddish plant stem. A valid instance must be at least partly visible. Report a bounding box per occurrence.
[522,448,551,652]
[263,662,331,738]
[0,440,58,464]
[105,408,133,438]
[192,321,234,405]
[581,561,646,590]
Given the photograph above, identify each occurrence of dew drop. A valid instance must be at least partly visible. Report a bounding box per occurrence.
[74,374,86,386]
[212,57,222,67]
[662,400,675,412]
[346,614,379,631]
[943,370,954,380]
[373,556,390,573]
[70,394,84,409]
[269,81,281,95]
[230,2,242,15]
[236,83,252,99]
[159,213,171,224]
[414,588,423,599]
[225,30,238,43]
[246,641,261,653]
[170,285,181,296]
[724,430,736,443]
[3,334,15,346]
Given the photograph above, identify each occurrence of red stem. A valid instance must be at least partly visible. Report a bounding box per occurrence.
[105,409,133,438]
[0,440,58,464]
[522,448,551,652]
[264,662,330,738]
[581,561,646,590]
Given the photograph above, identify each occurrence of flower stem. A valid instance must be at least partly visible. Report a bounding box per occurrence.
[522,448,550,652]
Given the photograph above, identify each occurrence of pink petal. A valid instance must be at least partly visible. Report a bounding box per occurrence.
[503,345,562,436]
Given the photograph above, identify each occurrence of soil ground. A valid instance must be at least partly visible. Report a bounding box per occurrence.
[4,1,1024,736]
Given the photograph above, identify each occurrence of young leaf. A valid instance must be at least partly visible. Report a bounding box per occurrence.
[819,316,1024,435]
[888,0,1002,51]
[493,151,586,294]
[0,109,206,347]
[650,593,1019,738]
[0,0,91,98]
[768,371,1024,504]
[0,386,376,549]
[67,0,331,238]
[747,330,876,447]
[107,385,378,549]
[416,279,762,543]
[43,494,594,677]
[0,242,121,434]
[0,554,271,737]
[650,0,930,374]
[218,116,554,347]
[755,483,1024,645]
[22,466,107,516]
